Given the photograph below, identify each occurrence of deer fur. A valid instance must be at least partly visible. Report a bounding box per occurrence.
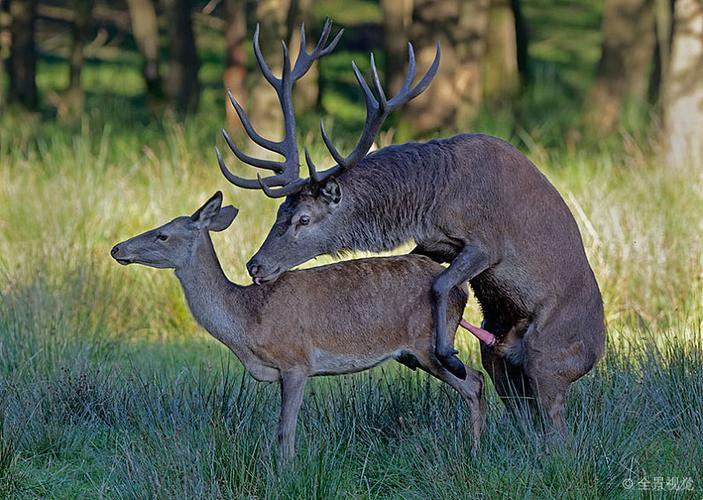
[242,134,606,430]
[215,21,605,431]
[111,192,486,460]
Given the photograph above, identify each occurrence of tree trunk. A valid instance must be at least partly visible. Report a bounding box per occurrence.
[62,0,94,119]
[648,0,675,104]
[0,0,10,112]
[381,0,413,95]
[403,0,490,134]
[127,0,162,100]
[224,0,246,128]
[663,0,703,169]
[249,0,290,147]
[287,0,318,113]
[8,0,38,110]
[584,0,656,132]
[165,0,200,113]
[512,0,530,83]
[482,0,519,102]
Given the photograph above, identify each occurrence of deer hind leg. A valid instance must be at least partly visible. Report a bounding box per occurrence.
[534,378,568,434]
[524,339,593,435]
[415,352,486,451]
[523,315,601,435]
[430,244,490,380]
[278,370,307,462]
[480,343,536,422]
[521,363,570,438]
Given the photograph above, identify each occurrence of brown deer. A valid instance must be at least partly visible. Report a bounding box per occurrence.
[216,21,606,430]
[110,192,486,460]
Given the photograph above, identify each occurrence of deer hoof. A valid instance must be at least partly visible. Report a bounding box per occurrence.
[438,352,467,379]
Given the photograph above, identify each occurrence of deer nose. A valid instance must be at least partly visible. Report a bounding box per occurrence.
[248,262,262,277]
[110,245,120,258]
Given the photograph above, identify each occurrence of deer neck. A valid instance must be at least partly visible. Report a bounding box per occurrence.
[334,169,434,252]
[174,233,279,382]
[174,232,245,341]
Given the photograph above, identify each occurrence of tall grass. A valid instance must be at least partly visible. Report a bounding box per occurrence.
[0,106,701,497]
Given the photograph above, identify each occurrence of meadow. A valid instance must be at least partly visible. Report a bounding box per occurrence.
[1,1,703,497]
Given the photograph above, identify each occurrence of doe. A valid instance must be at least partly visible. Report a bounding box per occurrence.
[111,192,487,459]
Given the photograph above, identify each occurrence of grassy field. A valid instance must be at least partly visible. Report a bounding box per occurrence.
[2,1,703,498]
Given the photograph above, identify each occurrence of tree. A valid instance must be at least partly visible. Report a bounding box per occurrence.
[224,0,247,127]
[287,0,318,112]
[663,0,703,169]
[165,0,200,113]
[403,0,490,133]
[482,0,519,102]
[249,0,290,147]
[584,0,655,133]
[0,0,10,111]
[8,0,38,110]
[647,0,674,105]
[61,0,94,119]
[512,0,530,83]
[127,0,163,100]
[381,0,413,95]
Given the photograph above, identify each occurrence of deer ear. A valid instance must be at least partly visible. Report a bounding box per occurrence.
[192,191,223,228]
[319,178,341,207]
[209,206,239,232]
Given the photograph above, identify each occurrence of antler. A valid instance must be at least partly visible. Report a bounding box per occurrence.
[217,20,440,198]
[255,42,441,198]
[216,19,343,192]
[308,42,441,185]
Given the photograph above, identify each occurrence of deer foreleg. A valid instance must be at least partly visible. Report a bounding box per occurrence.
[278,371,307,462]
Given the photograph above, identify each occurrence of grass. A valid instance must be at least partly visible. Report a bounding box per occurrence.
[1,0,703,497]
[1,105,701,498]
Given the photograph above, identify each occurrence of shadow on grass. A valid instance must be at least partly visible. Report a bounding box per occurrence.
[0,258,700,497]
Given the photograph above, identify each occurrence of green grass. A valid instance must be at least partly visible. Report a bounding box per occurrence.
[1,104,701,498]
[1,0,702,497]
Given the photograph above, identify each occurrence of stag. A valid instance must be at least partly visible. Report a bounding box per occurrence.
[216,21,606,428]
[111,192,487,460]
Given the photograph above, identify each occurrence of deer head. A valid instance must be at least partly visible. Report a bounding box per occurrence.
[110,192,238,269]
[217,20,439,283]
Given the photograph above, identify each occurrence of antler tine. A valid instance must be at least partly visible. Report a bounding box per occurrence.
[304,147,323,184]
[253,24,280,88]
[369,53,388,110]
[396,42,417,97]
[226,90,284,154]
[221,129,284,173]
[298,22,307,59]
[319,119,346,168]
[313,18,332,54]
[351,60,381,113]
[292,19,343,79]
[217,147,260,189]
[404,42,441,102]
[281,40,291,84]
[217,145,294,189]
[256,173,308,198]
[317,25,344,57]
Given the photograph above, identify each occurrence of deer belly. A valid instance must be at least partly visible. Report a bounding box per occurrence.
[470,268,532,329]
[311,348,396,375]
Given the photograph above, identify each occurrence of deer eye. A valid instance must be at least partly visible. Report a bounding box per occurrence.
[298,215,310,226]
[157,233,169,241]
